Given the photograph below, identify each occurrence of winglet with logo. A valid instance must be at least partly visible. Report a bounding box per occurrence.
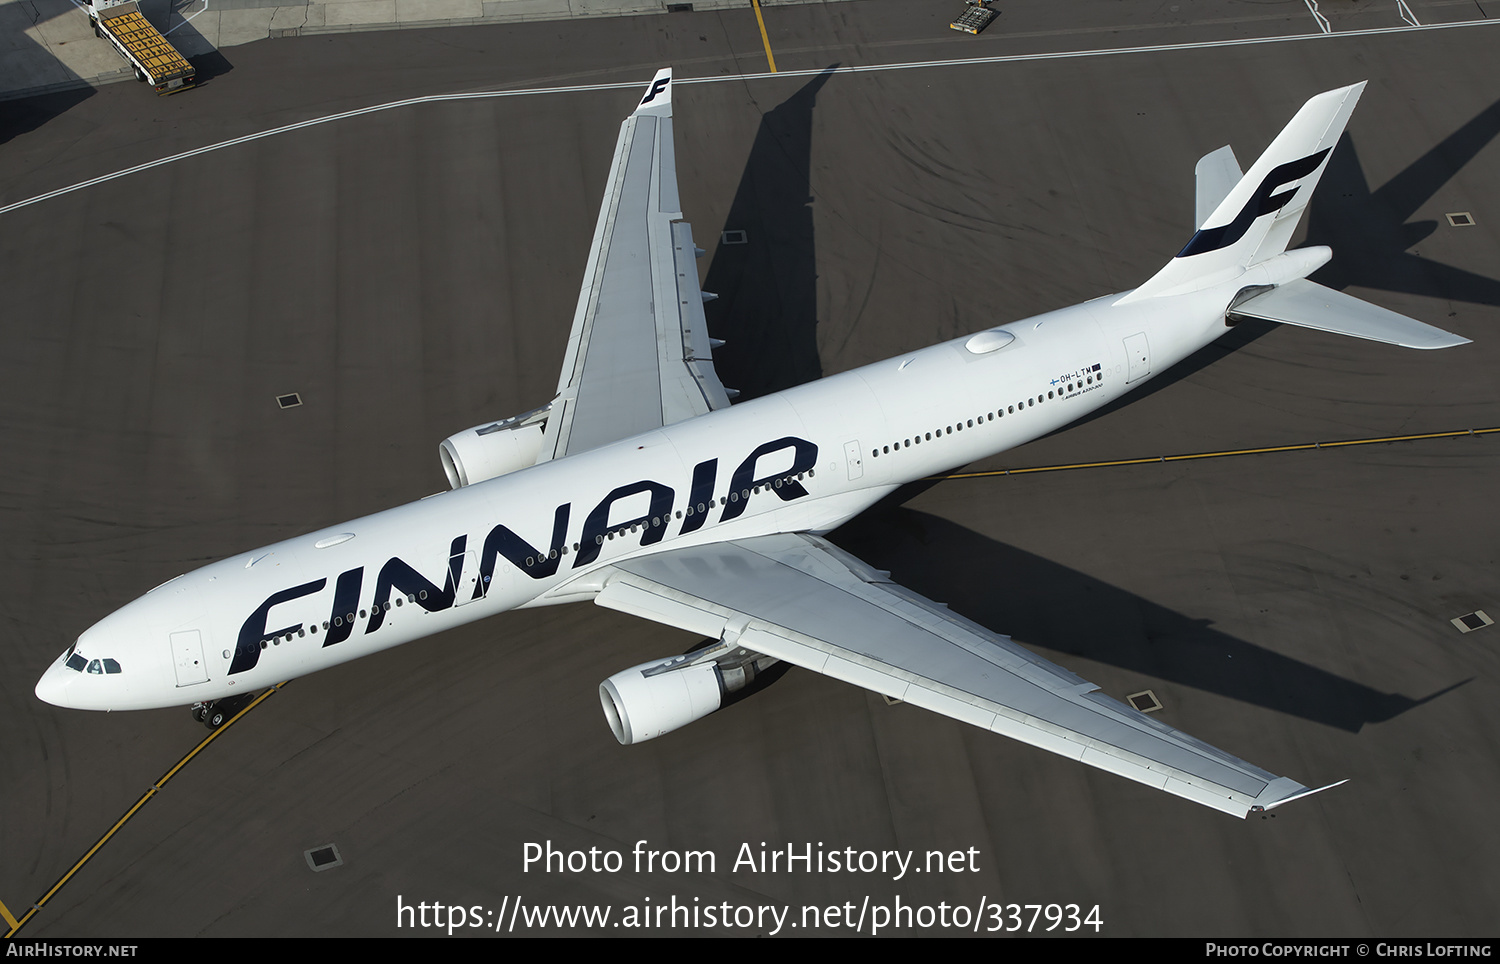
[634,67,673,118]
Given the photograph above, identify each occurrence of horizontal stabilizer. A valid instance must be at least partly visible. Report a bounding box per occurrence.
[1229,279,1471,350]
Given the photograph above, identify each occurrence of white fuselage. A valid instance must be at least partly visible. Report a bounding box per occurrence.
[35,283,1232,712]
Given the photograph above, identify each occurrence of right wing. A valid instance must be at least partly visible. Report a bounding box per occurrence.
[594,533,1343,818]
[537,68,732,463]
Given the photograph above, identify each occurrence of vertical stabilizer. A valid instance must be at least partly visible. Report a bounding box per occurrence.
[1119,82,1365,304]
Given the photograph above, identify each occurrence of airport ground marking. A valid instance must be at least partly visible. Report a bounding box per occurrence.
[3,682,287,938]
[4,17,1499,219]
[928,426,1498,481]
[751,0,778,73]
[0,898,18,931]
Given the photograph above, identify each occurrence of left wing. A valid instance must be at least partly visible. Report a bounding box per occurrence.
[593,533,1343,818]
[538,68,732,463]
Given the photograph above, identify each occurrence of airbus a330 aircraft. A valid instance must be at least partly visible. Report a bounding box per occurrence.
[36,71,1468,818]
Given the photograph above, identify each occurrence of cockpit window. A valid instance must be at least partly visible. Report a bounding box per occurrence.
[65,652,122,674]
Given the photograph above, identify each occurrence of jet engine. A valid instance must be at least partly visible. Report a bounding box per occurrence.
[439,406,549,489]
[599,647,779,744]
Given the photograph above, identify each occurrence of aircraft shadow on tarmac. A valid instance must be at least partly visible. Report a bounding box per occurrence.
[830,507,1456,733]
[1305,97,1500,308]
[702,67,835,401]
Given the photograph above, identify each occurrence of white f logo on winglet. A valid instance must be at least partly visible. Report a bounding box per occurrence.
[633,68,674,117]
[640,74,670,106]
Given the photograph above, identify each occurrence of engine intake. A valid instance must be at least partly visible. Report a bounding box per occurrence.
[599,648,780,744]
[600,660,723,745]
[439,407,548,489]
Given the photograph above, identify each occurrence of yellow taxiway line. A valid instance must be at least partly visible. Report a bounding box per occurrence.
[5,683,286,937]
[751,0,778,73]
[929,427,1497,481]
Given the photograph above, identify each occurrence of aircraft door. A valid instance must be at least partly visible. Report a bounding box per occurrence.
[1124,332,1151,383]
[451,550,484,606]
[170,630,209,687]
[843,440,864,481]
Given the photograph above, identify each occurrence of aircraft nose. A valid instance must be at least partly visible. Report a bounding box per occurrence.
[35,658,74,708]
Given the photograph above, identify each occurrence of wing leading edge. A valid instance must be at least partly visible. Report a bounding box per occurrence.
[539,68,732,463]
[594,533,1343,818]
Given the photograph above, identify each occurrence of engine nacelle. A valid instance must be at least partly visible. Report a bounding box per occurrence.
[439,419,545,489]
[599,659,724,745]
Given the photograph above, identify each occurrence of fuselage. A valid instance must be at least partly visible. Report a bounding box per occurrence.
[35,282,1233,712]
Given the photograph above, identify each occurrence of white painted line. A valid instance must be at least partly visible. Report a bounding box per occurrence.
[4,17,1498,218]
[1304,0,1332,34]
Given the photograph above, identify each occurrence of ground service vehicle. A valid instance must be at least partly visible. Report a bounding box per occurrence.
[86,0,194,94]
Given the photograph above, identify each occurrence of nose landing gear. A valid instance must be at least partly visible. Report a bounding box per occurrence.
[190,693,256,730]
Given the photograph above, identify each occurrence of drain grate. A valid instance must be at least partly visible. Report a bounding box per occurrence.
[276,393,303,409]
[1451,610,1492,633]
[305,844,343,871]
[721,230,748,245]
[1127,690,1163,713]
[1445,212,1475,227]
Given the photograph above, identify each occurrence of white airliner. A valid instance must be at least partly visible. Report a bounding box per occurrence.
[36,71,1468,818]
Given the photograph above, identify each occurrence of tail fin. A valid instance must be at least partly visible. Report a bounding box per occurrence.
[1119,82,1365,304]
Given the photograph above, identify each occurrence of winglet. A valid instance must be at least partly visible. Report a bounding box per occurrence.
[634,67,673,118]
[1251,778,1349,815]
